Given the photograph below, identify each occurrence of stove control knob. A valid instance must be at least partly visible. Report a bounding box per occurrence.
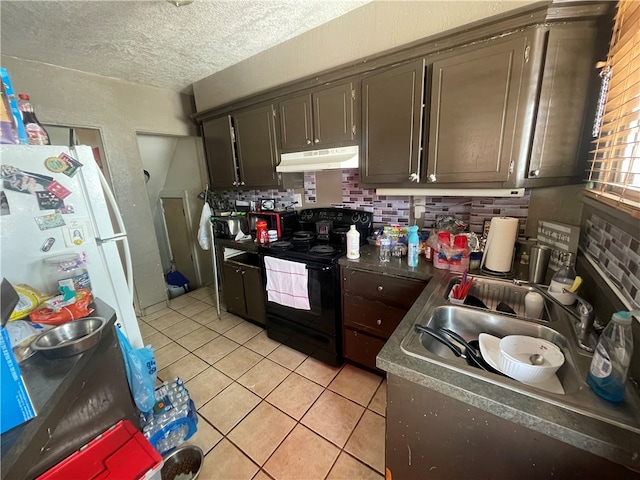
[377,285,383,292]
[376,319,382,325]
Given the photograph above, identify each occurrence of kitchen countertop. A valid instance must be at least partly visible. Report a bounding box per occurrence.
[1,298,138,479]
[214,236,259,253]
[376,270,640,471]
[338,244,437,282]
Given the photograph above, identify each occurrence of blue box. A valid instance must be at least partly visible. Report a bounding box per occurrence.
[1,327,36,434]
[0,67,28,145]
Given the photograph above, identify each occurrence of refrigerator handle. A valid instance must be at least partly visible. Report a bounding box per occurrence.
[95,163,134,302]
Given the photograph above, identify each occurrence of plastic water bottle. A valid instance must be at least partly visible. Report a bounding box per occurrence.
[379,228,391,263]
[586,311,634,402]
[346,224,360,260]
[407,225,419,267]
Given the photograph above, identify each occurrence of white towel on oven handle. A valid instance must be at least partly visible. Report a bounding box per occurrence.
[264,256,310,310]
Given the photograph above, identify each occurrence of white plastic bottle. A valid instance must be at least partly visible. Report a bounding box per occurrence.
[346,224,360,260]
[586,311,634,402]
[379,227,391,263]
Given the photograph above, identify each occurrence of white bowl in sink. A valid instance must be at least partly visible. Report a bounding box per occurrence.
[498,335,564,384]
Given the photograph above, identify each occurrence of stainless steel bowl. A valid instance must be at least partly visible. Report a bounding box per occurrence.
[161,444,203,480]
[31,316,107,358]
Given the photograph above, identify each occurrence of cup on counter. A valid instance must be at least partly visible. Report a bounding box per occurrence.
[524,291,545,319]
[528,245,552,284]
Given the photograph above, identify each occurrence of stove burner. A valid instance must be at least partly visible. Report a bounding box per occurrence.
[293,231,315,240]
[309,245,337,256]
[269,240,292,250]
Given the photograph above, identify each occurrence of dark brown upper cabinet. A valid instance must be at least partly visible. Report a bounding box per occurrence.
[234,103,280,188]
[279,81,357,152]
[201,115,238,189]
[360,59,426,185]
[523,24,600,183]
[426,33,531,185]
[202,104,280,190]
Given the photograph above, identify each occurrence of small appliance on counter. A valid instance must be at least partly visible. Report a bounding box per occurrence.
[212,215,248,239]
[247,210,298,240]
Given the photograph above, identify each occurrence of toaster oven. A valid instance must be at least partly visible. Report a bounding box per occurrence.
[247,211,298,239]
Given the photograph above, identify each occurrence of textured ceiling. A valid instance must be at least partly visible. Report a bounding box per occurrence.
[0,0,370,94]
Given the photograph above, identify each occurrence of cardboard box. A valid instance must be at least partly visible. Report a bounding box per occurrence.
[0,327,36,434]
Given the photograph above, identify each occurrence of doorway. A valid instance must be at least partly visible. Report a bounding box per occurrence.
[161,196,198,290]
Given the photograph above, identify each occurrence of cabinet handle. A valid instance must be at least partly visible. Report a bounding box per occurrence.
[235,268,242,274]
[241,270,246,275]
[232,181,238,186]
[427,173,437,183]
[240,181,245,186]
[314,138,319,144]
[377,285,383,292]
[529,169,540,178]
[376,319,382,326]
[408,173,419,182]
[306,139,311,145]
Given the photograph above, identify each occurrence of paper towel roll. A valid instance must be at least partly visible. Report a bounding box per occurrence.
[482,217,519,272]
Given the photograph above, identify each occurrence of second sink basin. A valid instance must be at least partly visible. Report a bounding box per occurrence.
[408,304,581,395]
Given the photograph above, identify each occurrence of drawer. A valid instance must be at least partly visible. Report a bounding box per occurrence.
[342,268,426,309]
[343,293,406,339]
[343,327,386,372]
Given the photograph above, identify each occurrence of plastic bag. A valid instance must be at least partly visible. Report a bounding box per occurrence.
[28,289,93,326]
[9,283,52,320]
[116,327,157,413]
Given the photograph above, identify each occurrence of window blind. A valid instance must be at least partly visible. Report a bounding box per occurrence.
[587,0,640,218]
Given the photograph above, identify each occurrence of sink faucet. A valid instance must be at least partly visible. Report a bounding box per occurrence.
[575,296,596,352]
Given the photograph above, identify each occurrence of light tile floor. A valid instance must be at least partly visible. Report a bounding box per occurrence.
[140,287,386,480]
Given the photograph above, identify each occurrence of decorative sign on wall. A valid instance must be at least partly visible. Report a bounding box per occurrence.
[536,220,580,272]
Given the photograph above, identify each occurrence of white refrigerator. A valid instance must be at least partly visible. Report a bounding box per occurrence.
[0,144,143,348]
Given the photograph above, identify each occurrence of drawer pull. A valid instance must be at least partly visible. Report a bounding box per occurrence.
[376,319,382,325]
[377,286,383,292]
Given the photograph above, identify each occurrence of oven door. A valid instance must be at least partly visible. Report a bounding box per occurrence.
[260,254,342,365]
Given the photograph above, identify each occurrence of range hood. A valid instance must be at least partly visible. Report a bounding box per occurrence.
[277,145,359,173]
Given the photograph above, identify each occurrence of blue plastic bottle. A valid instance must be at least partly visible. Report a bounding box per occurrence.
[407,226,419,268]
[586,311,634,402]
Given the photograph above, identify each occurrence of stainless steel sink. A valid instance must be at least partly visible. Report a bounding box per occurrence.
[400,272,640,433]
[415,304,581,395]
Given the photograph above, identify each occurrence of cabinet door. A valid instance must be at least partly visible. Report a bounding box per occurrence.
[313,82,355,146]
[201,116,237,189]
[527,25,599,180]
[361,59,425,184]
[222,262,246,317]
[279,94,313,151]
[242,264,266,326]
[427,34,528,183]
[234,104,280,188]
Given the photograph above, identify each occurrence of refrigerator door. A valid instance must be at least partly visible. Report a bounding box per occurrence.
[0,145,143,347]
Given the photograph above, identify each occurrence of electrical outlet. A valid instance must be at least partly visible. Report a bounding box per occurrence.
[293,193,302,206]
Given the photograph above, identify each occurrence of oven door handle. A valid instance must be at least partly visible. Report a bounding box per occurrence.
[305,265,333,272]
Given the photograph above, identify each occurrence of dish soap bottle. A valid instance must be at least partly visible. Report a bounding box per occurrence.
[586,311,634,402]
[346,224,360,260]
[550,252,577,292]
[407,225,419,267]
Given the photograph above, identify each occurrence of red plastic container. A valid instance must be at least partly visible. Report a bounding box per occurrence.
[37,420,163,480]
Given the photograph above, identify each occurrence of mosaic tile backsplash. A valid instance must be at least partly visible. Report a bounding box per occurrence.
[581,212,640,308]
[224,169,531,235]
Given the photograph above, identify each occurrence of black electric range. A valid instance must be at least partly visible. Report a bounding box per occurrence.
[259,208,373,366]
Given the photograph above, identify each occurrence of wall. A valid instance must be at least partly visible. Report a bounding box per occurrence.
[193,0,536,111]
[1,55,198,314]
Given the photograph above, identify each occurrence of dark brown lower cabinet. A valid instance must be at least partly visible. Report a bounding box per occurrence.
[341,266,427,372]
[386,374,638,479]
[222,253,265,326]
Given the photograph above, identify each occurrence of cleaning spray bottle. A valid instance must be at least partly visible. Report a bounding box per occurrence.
[407,225,419,268]
[586,310,636,402]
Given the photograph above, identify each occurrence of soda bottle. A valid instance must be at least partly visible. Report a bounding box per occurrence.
[18,93,50,145]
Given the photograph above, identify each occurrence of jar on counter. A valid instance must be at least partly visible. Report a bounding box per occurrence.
[42,253,91,294]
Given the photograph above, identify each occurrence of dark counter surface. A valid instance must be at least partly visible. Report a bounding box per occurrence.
[1,298,137,479]
[215,237,259,253]
[377,272,640,472]
[338,244,437,282]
